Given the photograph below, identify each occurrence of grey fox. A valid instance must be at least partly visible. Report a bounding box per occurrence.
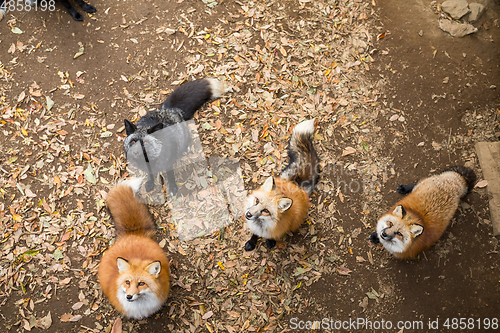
[123,78,226,195]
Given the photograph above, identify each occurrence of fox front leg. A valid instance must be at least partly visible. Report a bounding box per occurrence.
[166,169,178,196]
[397,184,415,194]
[245,234,259,251]
[265,239,276,249]
[145,174,155,192]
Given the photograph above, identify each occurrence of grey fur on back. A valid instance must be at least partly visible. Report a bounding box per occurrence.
[123,78,225,180]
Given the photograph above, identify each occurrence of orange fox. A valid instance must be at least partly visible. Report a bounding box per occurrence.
[369,166,476,259]
[244,119,319,250]
[98,178,170,319]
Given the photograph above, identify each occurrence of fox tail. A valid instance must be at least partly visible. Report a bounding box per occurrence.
[161,78,226,121]
[446,165,477,196]
[280,119,319,195]
[106,178,156,238]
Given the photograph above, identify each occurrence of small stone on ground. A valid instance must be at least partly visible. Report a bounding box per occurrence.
[441,0,470,19]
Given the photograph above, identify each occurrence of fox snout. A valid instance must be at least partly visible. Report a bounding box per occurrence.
[380,228,394,241]
[245,211,259,220]
[369,232,380,244]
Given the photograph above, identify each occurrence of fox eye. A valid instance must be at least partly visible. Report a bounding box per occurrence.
[125,280,130,285]
[262,209,269,214]
[138,282,145,286]
[255,198,259,205]
[395,231,403,237]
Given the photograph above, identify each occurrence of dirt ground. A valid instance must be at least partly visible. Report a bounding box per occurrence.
[0,0,499,332]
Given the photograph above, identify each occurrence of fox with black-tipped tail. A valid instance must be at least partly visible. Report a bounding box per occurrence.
[244,119,320,251]
[123,78,226,194]
[369,166,477,259]
[98,178,170,319]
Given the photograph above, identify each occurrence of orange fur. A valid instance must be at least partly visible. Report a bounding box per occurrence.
[376,170,469,259]
[263,177,309,238]
[105,184,156,238]
[391,182,461,259]
[245,118,318,250]
[248,177,310,239]
[98,182,170,319]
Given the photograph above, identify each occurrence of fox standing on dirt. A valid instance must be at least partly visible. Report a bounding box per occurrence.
[123,78,226,195]
[244,119,320,251]
[98,178,170,319]
[369,166,476,259]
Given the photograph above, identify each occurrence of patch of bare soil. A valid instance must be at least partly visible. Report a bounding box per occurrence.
[0,0,498,332]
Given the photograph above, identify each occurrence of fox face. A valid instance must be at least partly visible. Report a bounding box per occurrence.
[115,257,163,319]
[245,177,293,239]
[373,205,423,255]
[123,121,164,163]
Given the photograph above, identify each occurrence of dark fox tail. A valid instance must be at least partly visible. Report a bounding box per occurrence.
[447,165,477,196]
[161,78,226,121]
[106,178,156,239]
[280,119,319,195]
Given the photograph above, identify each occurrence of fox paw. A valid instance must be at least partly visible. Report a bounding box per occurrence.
[145,178,155,192]
[397,184,415,194]
[71,10,84,21]
[265,239,276,249]
[244,241,256,251]
[169,184,178,197]
[82,3,96,13]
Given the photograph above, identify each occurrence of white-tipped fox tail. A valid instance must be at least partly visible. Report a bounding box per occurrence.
[119,177,143,194]
[206,78,227,99]
[292,119,315,136]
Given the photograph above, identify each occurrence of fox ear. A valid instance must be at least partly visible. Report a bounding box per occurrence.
[410,224,424,238]
[392,205,406,219]
[262,176,276,192]
[116,257,130,273]
[124,119,136,136]
[147,123,164,134]
[278,197,293,212]
[146,261,162,277]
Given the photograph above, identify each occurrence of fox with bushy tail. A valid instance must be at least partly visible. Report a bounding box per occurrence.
[369,166,476,259]
[244,119,319,251]
[98,178,170,319]
[123,78,226,194]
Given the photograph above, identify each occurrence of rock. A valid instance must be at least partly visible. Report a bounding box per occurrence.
[439,18,478,37]
[467,3,486,22]
[441,0,470,19]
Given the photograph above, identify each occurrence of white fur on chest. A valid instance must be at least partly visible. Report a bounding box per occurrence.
[117,287,163,319]
[247,218,275,238]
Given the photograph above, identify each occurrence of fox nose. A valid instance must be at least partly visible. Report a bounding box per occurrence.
[245,211,253,219]
[381,230,393,241]
[126,295,133,300]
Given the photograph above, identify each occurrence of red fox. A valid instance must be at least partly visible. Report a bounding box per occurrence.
[98,178,170,319]
[244,119,319,251]
[369,166,476,259]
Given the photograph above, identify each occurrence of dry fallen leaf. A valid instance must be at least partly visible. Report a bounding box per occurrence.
[336,266,352,276]
[475,180,488,188]
[342,147,356,156]
[111,318,123,333]
[60,313,73,322]
[37,312,52,330]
